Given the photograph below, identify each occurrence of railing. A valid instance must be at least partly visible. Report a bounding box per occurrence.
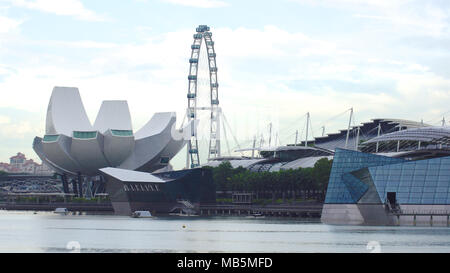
[0,202,113,212]
[391,209,450,216]
[199,203,323,213]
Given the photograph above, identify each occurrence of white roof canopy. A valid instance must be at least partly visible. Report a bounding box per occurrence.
[99,167,166,183]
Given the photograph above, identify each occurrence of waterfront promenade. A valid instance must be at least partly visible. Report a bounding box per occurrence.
[0,202,323,218]
[199,203,322,217]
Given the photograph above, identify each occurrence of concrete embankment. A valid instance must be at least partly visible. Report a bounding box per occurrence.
[199,203,323,218]
[0,202,113,212]
[0,202,323,218]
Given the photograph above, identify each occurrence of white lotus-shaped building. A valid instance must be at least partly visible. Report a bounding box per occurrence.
[33,87,191,176]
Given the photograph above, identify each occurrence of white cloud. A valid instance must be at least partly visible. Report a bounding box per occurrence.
[290,0,411,10]
[0,120,38,138]
[41,40,118,49]
[0,115,11,124]
[293,0,450,38]
[6,0,107,21]
[1,24,450,165]
[0,15,22,33]
[161,0,228,8]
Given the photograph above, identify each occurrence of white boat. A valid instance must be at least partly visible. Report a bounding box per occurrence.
[54,208,69,215]
[246,213,265,218]
[131,211,153,218]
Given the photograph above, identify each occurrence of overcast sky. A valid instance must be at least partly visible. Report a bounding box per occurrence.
[0,0,449,168]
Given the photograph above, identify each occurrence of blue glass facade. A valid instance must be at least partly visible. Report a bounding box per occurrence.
[370,156,450,204]
[325,149,405,204]
[341,172,369,202]
[324,149,450,205]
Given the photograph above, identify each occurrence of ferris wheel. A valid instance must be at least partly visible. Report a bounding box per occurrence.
[186,25,221,168]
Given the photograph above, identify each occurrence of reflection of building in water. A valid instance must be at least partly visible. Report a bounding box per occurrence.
[0,152,53,175]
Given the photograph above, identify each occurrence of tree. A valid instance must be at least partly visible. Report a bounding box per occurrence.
[312,158,333,200]
[207,157,333,203]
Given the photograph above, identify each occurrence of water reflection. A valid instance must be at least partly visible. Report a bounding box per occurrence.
[0,211,449,253]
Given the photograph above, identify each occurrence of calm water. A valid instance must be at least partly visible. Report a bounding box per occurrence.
[1,210,450,253]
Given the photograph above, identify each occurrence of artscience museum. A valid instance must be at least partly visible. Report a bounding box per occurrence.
[34,86,192,176]
[32,87,216,215]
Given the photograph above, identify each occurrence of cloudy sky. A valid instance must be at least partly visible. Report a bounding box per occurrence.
[0,0,449,168]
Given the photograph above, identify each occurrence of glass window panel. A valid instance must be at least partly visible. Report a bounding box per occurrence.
[425,175,438,181]
[414,170,427,175]
[385,187,398,192]
[415,163,428,170]
[426,169,439,176]
[438,175,450,182]
[409,197,421,203]
[397,192,409,199]
[402,170,414,176]
[402,165,415,170]
[422,192,434,198]
[428,164,441,170]
[435,192,447,198]
[410,192,422,198]
[397,186,410,193]
[421,198,434,204]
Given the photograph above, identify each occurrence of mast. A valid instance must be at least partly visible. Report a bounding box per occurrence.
[252,135,256,158]
[295,130,298,146]
[268,123,272,147]
[396,123,402,152]
[344,107,353,149]
[441,117,445,149]
[375,123,381,153]
[305,112,310,147]
[355,126,360,151]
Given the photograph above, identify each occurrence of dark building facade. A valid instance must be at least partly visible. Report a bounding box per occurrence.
[101,167,216,215]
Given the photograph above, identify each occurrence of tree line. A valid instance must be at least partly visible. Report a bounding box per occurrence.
[204,158,333,203]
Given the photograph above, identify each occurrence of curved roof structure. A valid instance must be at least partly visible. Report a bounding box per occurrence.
[103,129,135,167]
[280,156,333,170]
[119,112,176,172]
[311,118,430,151]
[46,87,93,136]
[41,134,82,174]
[206,145,334,172]
[34,87,188,176]
[99,167,165,183]
[364,126,450,144]
[203,158,266,168]
[94,100,132,133]
[70,131,110,175]
[33,137,68,174]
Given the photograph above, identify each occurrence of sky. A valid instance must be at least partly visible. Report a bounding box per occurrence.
[0,0,449,169]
